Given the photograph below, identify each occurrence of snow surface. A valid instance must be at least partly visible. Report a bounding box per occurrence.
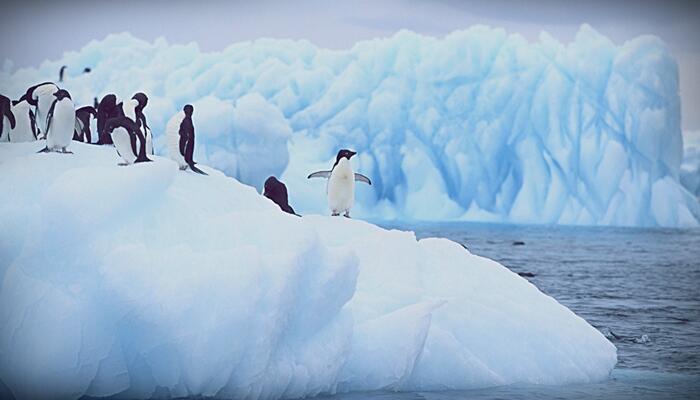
[0,142,615,399]
[1,25,697,226]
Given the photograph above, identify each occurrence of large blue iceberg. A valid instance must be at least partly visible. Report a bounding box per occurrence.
[1,24,697,226]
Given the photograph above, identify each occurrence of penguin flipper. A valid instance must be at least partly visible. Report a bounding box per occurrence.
[6,110,16,130]
[307,170,331,179]
[45,98,58,135]
[29,109,37,139]
[354,173,372,185]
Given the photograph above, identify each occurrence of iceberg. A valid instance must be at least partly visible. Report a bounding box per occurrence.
[681,130,700,198]
[0,142,615,399]
[1,25,696,226]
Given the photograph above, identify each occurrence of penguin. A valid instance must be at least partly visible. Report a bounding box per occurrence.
[73,106,97,143]
[307,149,371,218]
[37,89,75,153]
[9,95,37,142]
[166,104,207,175]
[123,92,153,155]
[83,67,91,74]
[59,66,67,82]
[96,94,122,144]
[25,82,59,139]
[264,176,299,216]
[104,116,151,165]
[0,94,16,142]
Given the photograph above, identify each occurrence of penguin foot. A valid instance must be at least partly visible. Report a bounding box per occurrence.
[61,148,73,154]
[344,212,351,218]
[117,162,129,166]
[331,212,340,216]
[179,165,188,171]
[37,147,50,153]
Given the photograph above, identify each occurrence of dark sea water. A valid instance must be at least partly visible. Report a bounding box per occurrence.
[334,222,700,400]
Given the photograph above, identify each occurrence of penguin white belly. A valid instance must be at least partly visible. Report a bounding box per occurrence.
[0,116,9,142]
[112,127,137,164]
[46,100,75,150]
[10,103,35,142]
[145,126,153,155]
[327,160,355,214]
[166,112,187,168]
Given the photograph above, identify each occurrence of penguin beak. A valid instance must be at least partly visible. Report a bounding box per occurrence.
[349,151,357,158]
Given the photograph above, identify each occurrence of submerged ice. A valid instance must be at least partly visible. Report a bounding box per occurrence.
[0,24,697,226]
[0,143,616,399]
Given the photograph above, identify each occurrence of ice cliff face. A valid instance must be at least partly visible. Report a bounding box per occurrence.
[1,25,697,226]
[0,142,616,399]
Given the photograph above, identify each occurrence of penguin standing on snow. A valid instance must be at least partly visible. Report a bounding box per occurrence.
[25,82,59,138]
[73,106,97,143]
[307,149,371,218]
[264,176,299,216]
[96,94,122,144]
[38,89,75,153]
[0,94,16,142]
[9,95,37,142]
[166,104,206,174]
[123,92,153,155]
[104,116,151,165]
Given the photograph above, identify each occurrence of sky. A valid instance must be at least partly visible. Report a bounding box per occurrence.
[1,0,699,131]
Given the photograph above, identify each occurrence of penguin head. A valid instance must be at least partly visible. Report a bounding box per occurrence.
[264,176,280,195]
[183,104,194,116]
[99,94,117,110]
[336,149,357,163]
[14,93,28,106]
[54,89,71,101]
[132,92,148,110]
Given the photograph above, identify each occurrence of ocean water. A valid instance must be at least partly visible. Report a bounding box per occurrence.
[334,222,700,400]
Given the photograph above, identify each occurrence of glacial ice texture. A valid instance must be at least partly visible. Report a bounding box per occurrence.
[1,24,697,226]
[0,142,616,399]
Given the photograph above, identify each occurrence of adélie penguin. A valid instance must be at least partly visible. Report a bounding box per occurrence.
[264,176,299,216]
[0,94,16,142]
[104,116,151,165]
[10,95,37,142]
[166,104,206,174]
[25,82,59,139]
[123,92,153,154]
[307,149,371,217]
[73,106,97,143]
[37,89,75,153]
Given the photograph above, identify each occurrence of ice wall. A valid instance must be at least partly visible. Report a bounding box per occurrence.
[1,25,697,226]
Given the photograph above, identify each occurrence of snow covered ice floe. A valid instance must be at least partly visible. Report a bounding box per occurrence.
[1,24,698,226]
[0,142,615,399]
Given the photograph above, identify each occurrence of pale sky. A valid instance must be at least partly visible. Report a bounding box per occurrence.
[1,0,699,130]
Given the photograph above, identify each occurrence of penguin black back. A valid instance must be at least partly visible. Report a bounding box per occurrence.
[179,104,206,175]
[96,94,121,144]
[24,82,56,107]
[264,176,298,216]
[0,94,16,135]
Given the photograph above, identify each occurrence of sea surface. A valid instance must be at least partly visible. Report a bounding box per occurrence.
[325,222,700,400]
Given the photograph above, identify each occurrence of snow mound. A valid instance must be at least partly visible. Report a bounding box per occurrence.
[0,142,615,399]
[1,25,697,226]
